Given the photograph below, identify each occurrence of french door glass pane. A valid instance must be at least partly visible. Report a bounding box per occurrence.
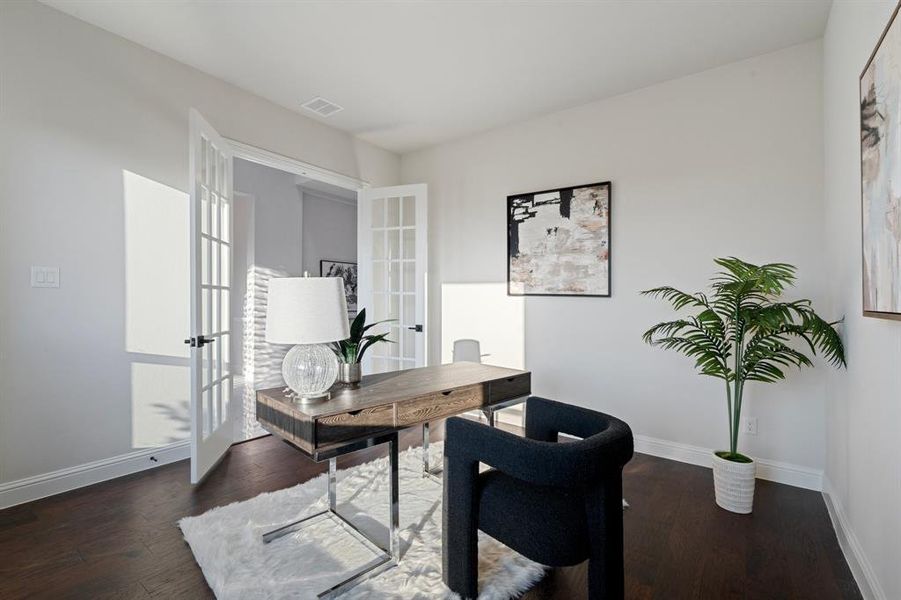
[211,289,219,335]
[211,242,219,286]
[387,197,400,226]
[373,262,385,292]
[201,238,210,285]
[403,229,415,259]
[202,288,211,333]
[221,244,230,287]
[373,294,386,321]
[201,188,210,235]
[402,294,414,326]
[388,327,401,357]
[386,230,400,260]
[402,196,415,226]
[387,294,399,320]
[403,328,416,360]
[220,201,230,243]
[221,290,230,329]
[202,388,211,439]
[211,194,219,238]
[373,230,385,260]
[387,261,400,292]
[372,197,385,226]
[403,261,414,292]
[221,333,230,374]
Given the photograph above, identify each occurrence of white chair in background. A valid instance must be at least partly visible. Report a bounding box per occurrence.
[453,339,484,363]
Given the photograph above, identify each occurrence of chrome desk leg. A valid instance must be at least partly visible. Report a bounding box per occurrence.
[422,422,430,475]
[388,434,400,560]
[483,408,496,427]
[328,457,337,511]
[261,433,401,599]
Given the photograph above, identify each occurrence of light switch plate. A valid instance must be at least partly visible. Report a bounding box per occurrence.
[31,266,60,288]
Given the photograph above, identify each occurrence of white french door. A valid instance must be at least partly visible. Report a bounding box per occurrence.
[358,184,428,374]
[188,109,235,483]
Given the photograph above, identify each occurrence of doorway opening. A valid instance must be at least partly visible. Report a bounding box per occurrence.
[229,146,364,442]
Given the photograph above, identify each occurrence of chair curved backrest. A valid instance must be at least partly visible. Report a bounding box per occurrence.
[452,339,482,363]
[443,396,633,600]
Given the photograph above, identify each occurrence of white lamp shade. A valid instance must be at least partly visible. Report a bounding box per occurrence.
[265,277,350,344]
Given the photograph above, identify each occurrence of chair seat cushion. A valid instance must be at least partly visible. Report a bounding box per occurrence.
[476,469,589,567]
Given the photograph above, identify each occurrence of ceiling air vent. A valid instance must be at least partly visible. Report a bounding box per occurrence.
[301,96,343,117]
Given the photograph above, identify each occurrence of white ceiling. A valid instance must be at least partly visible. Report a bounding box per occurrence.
[42,0,832,154]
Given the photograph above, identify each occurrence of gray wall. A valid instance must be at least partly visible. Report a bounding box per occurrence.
[302,193,358,277]
[823,2,900,598]
[0,0,398,486]
[402,41,829,475]
[235,160,305,277]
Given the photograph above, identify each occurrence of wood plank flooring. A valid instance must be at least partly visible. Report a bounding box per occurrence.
[0,425,860,599]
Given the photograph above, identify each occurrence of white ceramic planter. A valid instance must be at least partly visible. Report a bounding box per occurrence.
[712,452,756,514]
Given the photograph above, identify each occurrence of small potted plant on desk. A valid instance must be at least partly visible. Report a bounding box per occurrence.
[641,257,845,514]
[330,308,394,386]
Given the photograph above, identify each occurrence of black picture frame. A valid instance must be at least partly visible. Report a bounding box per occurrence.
[320,259,358,315]
[507,181,611,298]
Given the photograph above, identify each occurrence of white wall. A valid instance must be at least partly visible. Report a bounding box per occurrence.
[0,0,399,487]
[402,41,830,474]
[301,192,357,277]
[823,2,900,598]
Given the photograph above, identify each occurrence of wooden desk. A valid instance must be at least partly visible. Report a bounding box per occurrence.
[256,361,531,460]
[254,362,531,600]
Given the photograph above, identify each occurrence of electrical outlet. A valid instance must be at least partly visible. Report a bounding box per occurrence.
[742,417,758,436]
[31,266,60,288]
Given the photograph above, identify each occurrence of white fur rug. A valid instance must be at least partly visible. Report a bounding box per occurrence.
[179,442,546,599]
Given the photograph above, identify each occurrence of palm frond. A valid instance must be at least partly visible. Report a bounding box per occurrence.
[642,256,845,456]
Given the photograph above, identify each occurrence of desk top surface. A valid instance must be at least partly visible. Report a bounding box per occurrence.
[257,361,528,419]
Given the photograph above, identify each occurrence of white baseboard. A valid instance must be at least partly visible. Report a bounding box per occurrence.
[633,434,824,491]
[0,440,190,510]
[822,477,885,600]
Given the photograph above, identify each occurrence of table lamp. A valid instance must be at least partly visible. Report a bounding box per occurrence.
[265,276,350,403]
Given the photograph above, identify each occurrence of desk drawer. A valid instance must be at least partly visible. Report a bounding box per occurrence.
[316,403,395,445]
[396,384,486,427]
[488,373,531,404]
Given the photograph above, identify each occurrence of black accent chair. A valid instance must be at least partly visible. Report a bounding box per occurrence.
[442,396,633,599]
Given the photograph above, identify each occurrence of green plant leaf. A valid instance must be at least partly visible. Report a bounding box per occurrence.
[642,256,846,457]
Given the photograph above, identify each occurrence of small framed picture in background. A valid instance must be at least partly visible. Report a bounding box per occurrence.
[320,259,358,317]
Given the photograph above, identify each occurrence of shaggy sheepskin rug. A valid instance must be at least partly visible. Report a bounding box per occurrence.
[179,442,546,599]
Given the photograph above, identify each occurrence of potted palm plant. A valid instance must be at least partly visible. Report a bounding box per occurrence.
[642,258,845,513]
[329,308,394,385]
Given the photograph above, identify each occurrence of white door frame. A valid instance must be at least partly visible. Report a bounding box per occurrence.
[223,139,369,440]
[226,139,369,192]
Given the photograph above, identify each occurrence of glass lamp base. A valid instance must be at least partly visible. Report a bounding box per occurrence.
[282,343,339,404]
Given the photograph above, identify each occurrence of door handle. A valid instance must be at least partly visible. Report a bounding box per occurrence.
[183,335,210,348]
[407,324,423,333]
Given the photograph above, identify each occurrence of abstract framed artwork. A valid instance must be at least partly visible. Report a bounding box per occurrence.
[861,3,901,319]
[320,259,358,317]
[507,181,611,297]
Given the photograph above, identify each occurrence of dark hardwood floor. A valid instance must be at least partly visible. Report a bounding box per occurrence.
[0,424,860,599]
